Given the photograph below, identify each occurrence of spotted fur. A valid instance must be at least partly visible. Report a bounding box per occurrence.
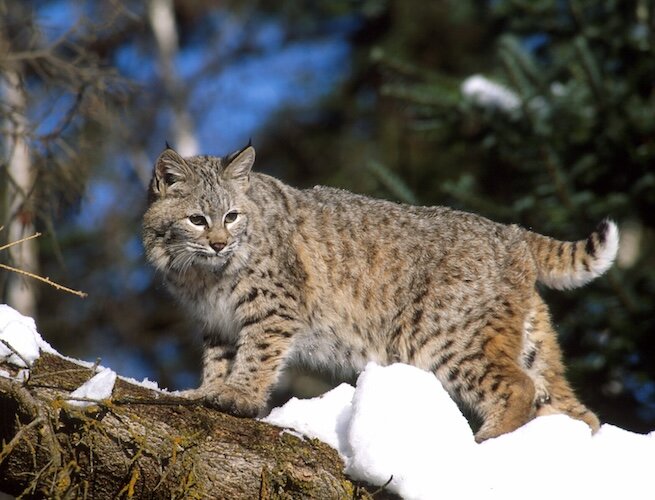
[143,145,618,442]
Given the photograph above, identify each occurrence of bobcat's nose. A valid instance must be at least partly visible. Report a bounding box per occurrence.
[210,241,226,253]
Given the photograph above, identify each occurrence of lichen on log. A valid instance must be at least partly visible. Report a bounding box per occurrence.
[0,352,379,499]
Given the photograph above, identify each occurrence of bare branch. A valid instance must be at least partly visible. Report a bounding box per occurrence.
[0,338,32,370]
[0,231,41,252]
[39,86,87,142]
[0,263,87,298]
[0,416,44,465]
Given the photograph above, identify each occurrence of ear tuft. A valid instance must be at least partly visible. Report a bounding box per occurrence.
[151,148,192,197]
[222,146,255,183]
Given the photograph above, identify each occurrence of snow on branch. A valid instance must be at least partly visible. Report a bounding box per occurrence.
[461,74,521,112]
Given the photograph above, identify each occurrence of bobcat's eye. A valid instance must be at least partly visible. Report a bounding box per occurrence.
[189,214,208,227]
[224,211,239,224]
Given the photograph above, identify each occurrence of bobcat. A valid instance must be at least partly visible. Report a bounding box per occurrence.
[142,144,619,442]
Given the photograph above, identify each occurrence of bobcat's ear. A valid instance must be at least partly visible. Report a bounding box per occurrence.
[151,147,192,198]
[222,146,255,187]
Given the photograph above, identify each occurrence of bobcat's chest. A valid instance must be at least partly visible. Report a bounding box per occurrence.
[202,292,239,342]
[168,274,239,342]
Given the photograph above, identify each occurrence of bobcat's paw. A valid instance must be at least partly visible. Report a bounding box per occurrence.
[177,387,206,401]
[533,383,551,408]
[535,390,551,408]
[204,385,264,418]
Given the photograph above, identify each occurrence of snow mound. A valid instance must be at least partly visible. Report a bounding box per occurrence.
[0,304,56,367]
[345,363,476,498]
[67,367,117,406]
[2,304,653,498]
[265,382,354,451]
[265,362,655,500]
[0,304,163,393]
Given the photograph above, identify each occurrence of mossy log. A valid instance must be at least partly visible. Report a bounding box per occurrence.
[0,352,377,499]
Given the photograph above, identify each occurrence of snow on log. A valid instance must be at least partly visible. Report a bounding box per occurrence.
[1,304,653,499]
[0,305,378,499]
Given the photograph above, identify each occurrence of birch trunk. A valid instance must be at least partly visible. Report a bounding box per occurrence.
[1,69,38,318]
[148,0,199,157]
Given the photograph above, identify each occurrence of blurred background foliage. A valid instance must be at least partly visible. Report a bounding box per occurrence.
[1,0,653,432]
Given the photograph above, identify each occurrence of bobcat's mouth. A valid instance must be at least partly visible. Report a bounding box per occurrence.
[165,239,242,274]
[194,249,231,263]
[191,242,237,266]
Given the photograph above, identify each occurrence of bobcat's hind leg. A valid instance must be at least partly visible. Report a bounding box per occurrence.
[440,292,539,441]
[525,297,600,432]
[430,325,536,443]
[473,336,537,443]
[535,376,600,432]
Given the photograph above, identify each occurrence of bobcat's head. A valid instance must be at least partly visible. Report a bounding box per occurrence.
[143,145,255,275]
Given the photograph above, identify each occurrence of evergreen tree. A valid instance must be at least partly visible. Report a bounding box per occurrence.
[371,0,655,431]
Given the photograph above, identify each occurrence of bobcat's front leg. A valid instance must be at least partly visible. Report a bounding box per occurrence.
[180,340,234,399]
[205,311,300,417]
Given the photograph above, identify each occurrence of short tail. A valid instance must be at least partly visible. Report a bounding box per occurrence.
[525,220,619,290]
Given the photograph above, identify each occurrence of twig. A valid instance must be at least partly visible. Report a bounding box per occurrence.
[25,458,55,498]
[0,338,32,369]
[60,395,201,407]
[0,416,44,465]
[0,376,39,416]
[113,396,203,407]
[40,85,87,142]
[0,231,87,298]
[0,232,42,252]
[86,357,102,381]
[0,263,87,298]
[371,475,394,496]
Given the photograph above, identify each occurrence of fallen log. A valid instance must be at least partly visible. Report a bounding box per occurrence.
[0,352,378,499]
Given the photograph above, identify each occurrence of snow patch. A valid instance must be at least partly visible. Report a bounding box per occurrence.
[67,367,117,407]
[118,374,161,391]
[2,304,653,498]
[264,362,655,500]
[0,304,56,367]
[0,304,166,393]
[264,382,354,453]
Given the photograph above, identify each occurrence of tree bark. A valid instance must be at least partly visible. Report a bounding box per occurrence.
[0,352,377,499]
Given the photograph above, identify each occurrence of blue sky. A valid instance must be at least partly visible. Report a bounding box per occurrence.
[34,2,352,153]
[190,36,350,153]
